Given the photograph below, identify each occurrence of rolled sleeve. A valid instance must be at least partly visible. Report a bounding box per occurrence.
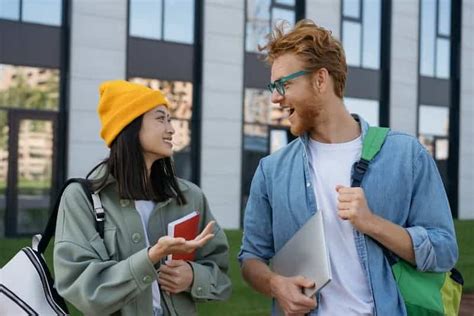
[406,147,458,272]
[238,160,274,266]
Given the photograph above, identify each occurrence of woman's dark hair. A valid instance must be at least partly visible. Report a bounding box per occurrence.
[87,115,187,205]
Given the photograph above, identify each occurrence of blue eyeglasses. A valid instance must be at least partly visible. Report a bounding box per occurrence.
[267,70,310,96]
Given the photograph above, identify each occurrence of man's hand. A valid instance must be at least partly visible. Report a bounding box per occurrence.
[270,275,317,316]
[158,260,194,294]
[336,185,378,235]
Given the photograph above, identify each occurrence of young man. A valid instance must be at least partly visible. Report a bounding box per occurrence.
[238,20,458,315]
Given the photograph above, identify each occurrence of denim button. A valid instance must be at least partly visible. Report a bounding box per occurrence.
[306,182,311,187]
[120,200,130,207]
[143,275,153,283]
[132,233,141,243]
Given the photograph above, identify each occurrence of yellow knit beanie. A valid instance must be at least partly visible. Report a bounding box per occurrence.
[98,80,168,147]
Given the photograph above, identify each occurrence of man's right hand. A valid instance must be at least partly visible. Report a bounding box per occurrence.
[270,274,317,315]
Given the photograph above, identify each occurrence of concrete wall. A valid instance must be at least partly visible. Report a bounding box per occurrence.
[200,0,244,229]
[389,0,419,136]
[458,0,474,219]
[67,0,127,177]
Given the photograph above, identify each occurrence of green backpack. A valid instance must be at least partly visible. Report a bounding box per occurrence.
[352,126,464,316]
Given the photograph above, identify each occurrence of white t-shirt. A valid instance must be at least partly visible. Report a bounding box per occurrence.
[135,200,162,313]
[308,136,374,316]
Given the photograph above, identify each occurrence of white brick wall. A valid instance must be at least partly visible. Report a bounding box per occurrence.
[458,0,474,219]
[200,1,244,229]
[67,0,127,177]
[389,0,419,136]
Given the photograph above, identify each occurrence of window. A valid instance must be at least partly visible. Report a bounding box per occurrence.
[129,78,193,180]
[0,0,20,20]
[242,88,294,211]
[0,64,60,111]
[129,0,194,44]
[0,0,62,26]
[344,97,379,126]
[245,0,296,52]
[419,0,451,78]
[342,0,381,69]
[418,104,450,189]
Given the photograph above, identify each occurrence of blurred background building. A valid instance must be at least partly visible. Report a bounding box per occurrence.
[0,0,472,237]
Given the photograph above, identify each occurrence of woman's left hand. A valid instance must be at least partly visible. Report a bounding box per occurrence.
[158,260,194,294]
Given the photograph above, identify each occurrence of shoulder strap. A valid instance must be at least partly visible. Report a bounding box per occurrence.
[351,127,390,187]
[37,178,104,254]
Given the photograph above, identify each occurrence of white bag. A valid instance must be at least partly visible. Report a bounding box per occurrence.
[0,235,69,315]
[0,178,104,316]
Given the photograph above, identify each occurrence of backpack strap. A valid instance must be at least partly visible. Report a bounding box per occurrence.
[351,127,390,187]
[37,178,104,254]
[351,127,400,264]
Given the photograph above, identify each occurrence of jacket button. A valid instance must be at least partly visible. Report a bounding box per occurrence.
[143,275,153,283]
[132,233,142,243]
[306,182,311,187]
[196,286,202,293]
[120,200,130,207]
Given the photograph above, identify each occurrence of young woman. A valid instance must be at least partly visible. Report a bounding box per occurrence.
[53,80,232,315]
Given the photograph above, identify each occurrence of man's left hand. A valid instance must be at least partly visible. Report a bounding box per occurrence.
[336,185,377,234]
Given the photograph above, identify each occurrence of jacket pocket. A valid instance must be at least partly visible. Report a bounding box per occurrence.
[89,227,118,261]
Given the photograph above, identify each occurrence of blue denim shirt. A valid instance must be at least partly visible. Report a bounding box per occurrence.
[238,117,458,315]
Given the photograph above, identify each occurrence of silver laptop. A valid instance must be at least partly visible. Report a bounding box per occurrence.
[271,209,331,310]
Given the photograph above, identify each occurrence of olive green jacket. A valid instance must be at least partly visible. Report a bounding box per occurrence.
[53,174,232,315]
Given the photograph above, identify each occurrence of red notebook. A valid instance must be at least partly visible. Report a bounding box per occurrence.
[167,211,200,261]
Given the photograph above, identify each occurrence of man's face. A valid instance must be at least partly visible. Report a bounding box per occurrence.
[270,53,322,136]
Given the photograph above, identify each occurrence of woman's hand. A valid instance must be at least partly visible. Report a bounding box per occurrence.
[148,221,215,264]
[158,260,194,294]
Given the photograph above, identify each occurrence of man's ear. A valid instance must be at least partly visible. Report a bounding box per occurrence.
[311,68,329,93]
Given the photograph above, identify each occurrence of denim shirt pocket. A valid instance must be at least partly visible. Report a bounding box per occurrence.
[89,227,118,261]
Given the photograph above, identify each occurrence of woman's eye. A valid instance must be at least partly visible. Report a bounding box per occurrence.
[156,116,165,121]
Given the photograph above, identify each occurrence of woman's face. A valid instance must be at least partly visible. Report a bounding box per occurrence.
[139,105,175,166]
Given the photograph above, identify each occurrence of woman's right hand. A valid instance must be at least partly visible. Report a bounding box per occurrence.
[148,220,216,264]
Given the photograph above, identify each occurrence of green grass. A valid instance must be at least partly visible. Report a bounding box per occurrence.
[1,221,473,315]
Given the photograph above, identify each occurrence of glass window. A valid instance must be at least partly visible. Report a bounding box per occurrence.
[0,110,8,237]
[129,0,162,40]
[269,128,288,153]
[362,0,381,69]
[246,0,271,52]
[271,7,294,27]
[438,0,451,36]
[0,64,60,111]
[343,21,362,67]
[275,0,295,5]
[342,0,381,70]
[244,88,289,126]
[129,77,193,180]
[22,0,62,26]
[246,0,296,53]
[436,38,450,78]
[0,0,20,20]
[343,0,360,19]
[344,97,379,126]
[163,0,194,44]
[419,105,449,136]
[420,0,451,79]
[420,0,436,77]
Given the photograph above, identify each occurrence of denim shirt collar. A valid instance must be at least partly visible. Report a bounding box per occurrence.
[298,114,369,149]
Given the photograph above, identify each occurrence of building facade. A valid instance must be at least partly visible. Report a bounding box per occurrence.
[0,0,472,236]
